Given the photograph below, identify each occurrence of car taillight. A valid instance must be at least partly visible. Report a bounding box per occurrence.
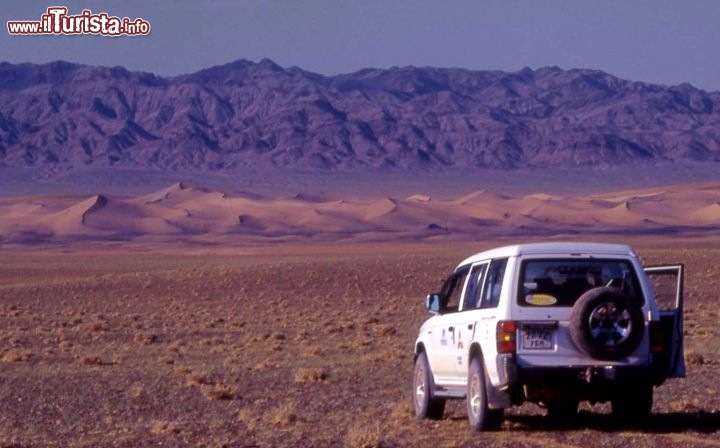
[496,320,517,354]
[649,321,664,354]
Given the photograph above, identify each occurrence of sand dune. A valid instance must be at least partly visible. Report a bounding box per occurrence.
[693,202,720,222]
[407,194,431,202]
[1,182,719,245]
[523,192,560,201]
[3,201,48,219]
[39,194,109,236]
[363,198,398,220]
[596,201,652,226]
[454,190,509,205]
[135,181,191,204]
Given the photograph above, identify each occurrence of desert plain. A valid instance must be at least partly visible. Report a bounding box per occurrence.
[1,182,720,447]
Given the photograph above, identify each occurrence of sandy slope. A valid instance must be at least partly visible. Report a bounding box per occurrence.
[0,182,718,245]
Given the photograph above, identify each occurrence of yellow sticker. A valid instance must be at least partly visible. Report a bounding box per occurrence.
[526,294,557,306]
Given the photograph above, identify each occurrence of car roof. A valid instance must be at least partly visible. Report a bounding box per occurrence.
[457,242,637,268]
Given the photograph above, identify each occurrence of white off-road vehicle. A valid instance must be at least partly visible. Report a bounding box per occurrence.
[413,242,685,430]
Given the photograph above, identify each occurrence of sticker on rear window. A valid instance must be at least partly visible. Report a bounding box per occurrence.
[525,294,558,306]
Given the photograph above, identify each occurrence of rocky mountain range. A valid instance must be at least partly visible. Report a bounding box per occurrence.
[1,59,720,173]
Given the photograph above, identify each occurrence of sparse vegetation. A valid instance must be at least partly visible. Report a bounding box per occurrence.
[0,243,718,446]
[294,367,329,382]
[345,422,394,448]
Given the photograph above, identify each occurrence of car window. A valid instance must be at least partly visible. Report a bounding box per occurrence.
[462,263,488,310]
[480,258,508,309]
[439,265,470,313]
[518,258,642,307]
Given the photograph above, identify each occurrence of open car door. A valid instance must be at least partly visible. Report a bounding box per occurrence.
[644,264,686,378]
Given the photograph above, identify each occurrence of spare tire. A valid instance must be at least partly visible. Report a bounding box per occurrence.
[569,287,644,360]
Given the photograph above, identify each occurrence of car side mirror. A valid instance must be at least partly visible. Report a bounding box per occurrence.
[426,293,441,314]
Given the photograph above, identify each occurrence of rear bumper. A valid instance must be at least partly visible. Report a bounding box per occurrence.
[515,365,658,403]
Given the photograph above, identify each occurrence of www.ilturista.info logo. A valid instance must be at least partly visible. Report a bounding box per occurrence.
[7,7,150,36]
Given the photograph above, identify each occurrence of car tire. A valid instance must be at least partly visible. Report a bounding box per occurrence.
[413,352,445,419]
[467,357,503,431]
[569,287,644,360]
[612,383,653,426]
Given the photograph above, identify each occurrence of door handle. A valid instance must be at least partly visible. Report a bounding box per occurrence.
[448,326,455,332]
[467,324,473,330]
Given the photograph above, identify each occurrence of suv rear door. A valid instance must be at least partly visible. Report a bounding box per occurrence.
[644,265,686,378]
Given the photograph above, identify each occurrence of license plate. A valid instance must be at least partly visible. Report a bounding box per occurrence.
[521,325,553,350]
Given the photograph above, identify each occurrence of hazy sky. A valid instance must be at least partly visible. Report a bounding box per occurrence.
[2,0,719,91]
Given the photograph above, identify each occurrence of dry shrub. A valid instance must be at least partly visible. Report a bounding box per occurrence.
[186,372,214,386]
[202,385,240,401]
[252,361,279,370]
[202,318,226,329]
[173,366,192,376]
[360,353,394,364]
[344,423,394,448]
[301,346,324,357]
[77,355,114,366]
[158,355,175,365]
[68,317,83,326]
[134,333,160,345]
[372,324,397,336]
[252,332,272,342]
[237,407,259,431]
[76,321,108,333]
[1,349,33,363]
[167,340,185,353]
[267,402,300,426]
[126,382,144,399]
[210,345,229,355]
[294,367,329,383]
[686,352,710,366]
[668,398,703,413]
[149,419,181,435]
[389,400,414,421]
[326,324,345,334]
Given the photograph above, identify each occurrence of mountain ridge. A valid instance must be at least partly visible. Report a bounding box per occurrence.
[1,59,719,175]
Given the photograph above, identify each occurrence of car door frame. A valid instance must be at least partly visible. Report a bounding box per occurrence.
[453,260,491,379]
[644,264,685,378]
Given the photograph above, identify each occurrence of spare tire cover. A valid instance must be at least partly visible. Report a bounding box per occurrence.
[569,287,644,361]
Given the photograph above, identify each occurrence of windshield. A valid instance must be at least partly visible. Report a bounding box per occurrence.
[518,258,642,307]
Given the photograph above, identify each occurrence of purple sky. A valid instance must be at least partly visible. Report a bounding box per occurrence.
[2,0,719,91]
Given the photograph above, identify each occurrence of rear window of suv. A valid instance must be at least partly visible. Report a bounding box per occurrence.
[518,258,643,307]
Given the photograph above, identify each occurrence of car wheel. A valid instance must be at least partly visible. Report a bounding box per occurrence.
[569,287,644,360]
[611,383,653,426]
[413,352,445,419]
[467,357,503,431]
[545,400,579,426]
